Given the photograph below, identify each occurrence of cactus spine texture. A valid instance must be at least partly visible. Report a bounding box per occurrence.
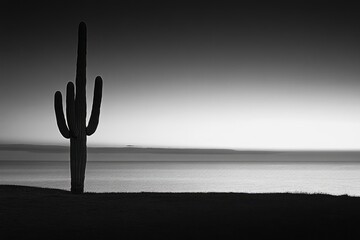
[54,22,103,194]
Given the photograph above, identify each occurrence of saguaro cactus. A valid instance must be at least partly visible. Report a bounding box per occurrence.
[54,22,103,194]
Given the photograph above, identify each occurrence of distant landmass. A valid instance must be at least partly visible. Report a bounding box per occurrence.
[1,144,360,162]
[0,144,277,154]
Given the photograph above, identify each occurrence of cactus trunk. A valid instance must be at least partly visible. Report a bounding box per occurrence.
[70,135,87,193]
[70,89,87,193]
[70,20,87,194]
[54,22,103,194]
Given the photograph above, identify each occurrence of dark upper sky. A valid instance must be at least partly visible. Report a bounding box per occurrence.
[1,1,360,149]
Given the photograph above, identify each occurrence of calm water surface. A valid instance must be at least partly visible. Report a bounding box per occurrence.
[1,160,360,195]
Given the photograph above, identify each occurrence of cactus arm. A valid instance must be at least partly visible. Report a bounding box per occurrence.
[66,82,78,137]
[86,76,103,136]
[54,91,70,139]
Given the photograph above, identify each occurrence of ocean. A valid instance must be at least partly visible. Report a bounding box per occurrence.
[1,151,360,195]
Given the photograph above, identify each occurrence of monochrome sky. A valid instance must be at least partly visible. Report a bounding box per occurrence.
[1,1,360,149]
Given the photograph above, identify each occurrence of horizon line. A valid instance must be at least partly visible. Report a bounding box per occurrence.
[1,142,360,152]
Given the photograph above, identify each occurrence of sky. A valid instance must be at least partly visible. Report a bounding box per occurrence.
[1,1,360,149]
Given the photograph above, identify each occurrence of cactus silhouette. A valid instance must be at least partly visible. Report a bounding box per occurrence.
[54,22,103,194]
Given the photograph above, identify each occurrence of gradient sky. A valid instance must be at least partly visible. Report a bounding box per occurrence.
[1,1,360,149]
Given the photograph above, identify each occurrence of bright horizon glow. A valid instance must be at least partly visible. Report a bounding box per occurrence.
[1,75,360,150]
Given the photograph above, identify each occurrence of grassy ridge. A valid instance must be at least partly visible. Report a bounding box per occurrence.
[1,185,360,239]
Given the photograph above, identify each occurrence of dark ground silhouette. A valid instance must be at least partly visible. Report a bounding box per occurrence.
[1,185,360,240]
[54,22,103,194]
